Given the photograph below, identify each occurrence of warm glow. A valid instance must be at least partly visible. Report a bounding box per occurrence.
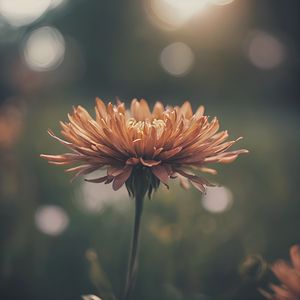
[35,205,69,236]
[23,26,65,72]
[82,295,102,300]
[50,0,68,8]
[202,186,233,213]
[209,0,235,6]
[160,42,194,76]
[247,30,285,70]
[0,0,51,27]
[146,0,207,30]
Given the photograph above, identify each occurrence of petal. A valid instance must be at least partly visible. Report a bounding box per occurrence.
[218,155,238,164]
[180,101,193,119]
[85,175,108,183]
[290,245,300,273]
[40,153,80,162]
[139,99,151,120]
[175,168,213,192]
[152,101,164,118]
[272,260,300,295]
[140,158,161,167]
[107,166,126,176]
[158,147,182,160]
[95,97,108,120]
[194,105,205,118]
[190,181,206,193]
[68,165,101,182]
[258,288,277,300]
[270,284,297,300]
[151,165,169,184]
[47,129,73,148]
[112,166,132,191]
[126,157,140,165]
[199,167,218,175]
[178,175,190,190]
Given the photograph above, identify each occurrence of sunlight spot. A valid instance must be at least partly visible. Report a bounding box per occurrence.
[247,30,285,70]
[23,26,65,72]
[82,296,102,300]
[202,186,233,213]
[209,0,235,6]
[146,0,207,30]
[35,205,69,236]
[160,42,194,76]
[0,0,51,27]
[77,175,129,214]
[50,0,68,9]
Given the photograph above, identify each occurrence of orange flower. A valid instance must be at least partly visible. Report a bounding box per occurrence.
[260,245,300,300]
[41,98,248,197]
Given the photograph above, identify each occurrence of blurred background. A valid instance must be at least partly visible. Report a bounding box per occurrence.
[0,0,299,299]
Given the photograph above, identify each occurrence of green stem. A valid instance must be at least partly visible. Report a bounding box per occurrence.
[123,194,144,300]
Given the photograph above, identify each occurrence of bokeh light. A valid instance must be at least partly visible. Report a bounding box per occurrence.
[209,0,235,6]
[77,177,129,214]
[35,205,69,236]
[145,0,207,30]
[246,30,285,70]
[23,26,65,72]
[0,0,51,27]
[82,295,102,300]
[50,0,68,9]
[202,186,233,213]
[160,42,194,76]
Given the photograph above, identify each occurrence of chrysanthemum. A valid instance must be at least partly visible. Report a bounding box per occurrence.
[41,98,248,197]
[41,98,248,300]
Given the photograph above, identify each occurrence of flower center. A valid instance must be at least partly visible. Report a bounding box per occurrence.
[127,118,166,137]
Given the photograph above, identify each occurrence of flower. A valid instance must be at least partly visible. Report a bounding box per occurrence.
[260,245,300,300]
[41,98,248,198]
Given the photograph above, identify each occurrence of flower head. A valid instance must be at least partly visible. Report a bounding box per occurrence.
[41,98,248,198]
[260,245,300,300]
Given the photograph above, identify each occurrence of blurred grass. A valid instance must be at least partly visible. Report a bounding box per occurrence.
[1,95,299,300]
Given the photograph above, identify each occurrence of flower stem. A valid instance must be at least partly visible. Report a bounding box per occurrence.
[123,194,144,300]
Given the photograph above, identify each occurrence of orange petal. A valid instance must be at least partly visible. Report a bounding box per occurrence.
[152,101,164,118]
[269,284,296,300]
[107,166,126,176]
[180,101,193,119]
[194,105,205,118]
[272,260,300,295]
[158,147,182,160]
[40,153,80,162]
[219,155,238,164]
[199,167,217,175]
[151,165,169,184]
[190,181,206,193]
[85,175,108,183]
[290,245,300,273]
[178,175,190,190]
[139,99,151,119]
[126,157,140,165]
[112,166,132,191]
[140,158,161,167]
